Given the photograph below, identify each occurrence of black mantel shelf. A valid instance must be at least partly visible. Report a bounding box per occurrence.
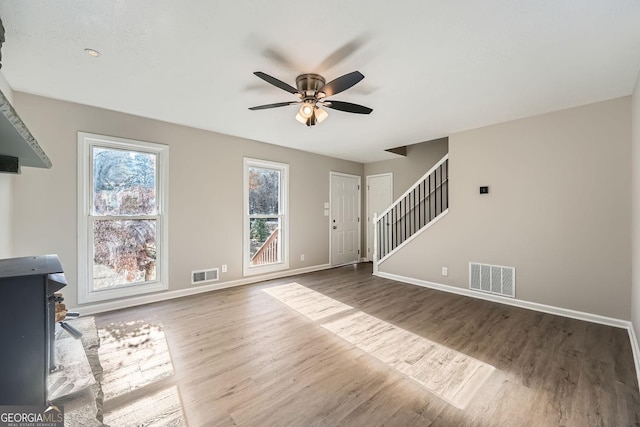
[0,87,51,172]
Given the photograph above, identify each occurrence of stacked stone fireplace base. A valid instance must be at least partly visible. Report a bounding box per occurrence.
[48,316,106,427]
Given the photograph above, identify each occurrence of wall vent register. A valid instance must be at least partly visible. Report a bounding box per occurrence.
[469,262,515,298]
[192,268,219,285]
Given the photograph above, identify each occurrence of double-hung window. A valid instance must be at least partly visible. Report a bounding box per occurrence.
[243,158,289,276]
[78,132,169,303]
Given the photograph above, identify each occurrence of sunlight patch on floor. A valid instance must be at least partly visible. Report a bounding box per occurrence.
[103,385,186,427]
[263,282,353,320]
[323,311,495,409]
[99,321,174,400]
[264,283,495,409]
[99,320,187,425]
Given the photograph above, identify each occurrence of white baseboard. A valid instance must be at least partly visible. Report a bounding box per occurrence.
[375,271,629,328]
[376,270,640,392]
[73,263,333,316]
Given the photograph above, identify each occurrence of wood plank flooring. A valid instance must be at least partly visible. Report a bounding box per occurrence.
[95,263,640,426]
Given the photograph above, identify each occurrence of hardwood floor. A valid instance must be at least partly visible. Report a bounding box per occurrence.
[95,263,640,426]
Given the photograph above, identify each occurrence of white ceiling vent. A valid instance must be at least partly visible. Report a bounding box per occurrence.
[469,262,515,298]
[191,268,219,285]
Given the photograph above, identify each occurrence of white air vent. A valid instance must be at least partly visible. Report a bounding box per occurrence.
[191,268,219,285]
[469,262,515,298]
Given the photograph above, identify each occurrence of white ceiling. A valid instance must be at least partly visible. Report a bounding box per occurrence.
[1,1,639,163]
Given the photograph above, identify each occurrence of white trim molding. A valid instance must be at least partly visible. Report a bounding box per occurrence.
[77,132,169,304]
[243,157,290,277]
[71,263,333,316]
[375,271,630,328]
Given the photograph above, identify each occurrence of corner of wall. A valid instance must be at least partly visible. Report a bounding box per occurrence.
[631,67,640,379]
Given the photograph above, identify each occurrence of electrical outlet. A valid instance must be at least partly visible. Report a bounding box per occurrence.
[222,264,227,273]
[441,267,448,276]
[300,254,305,262]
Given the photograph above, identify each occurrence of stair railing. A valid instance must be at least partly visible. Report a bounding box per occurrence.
[373,154,448,270]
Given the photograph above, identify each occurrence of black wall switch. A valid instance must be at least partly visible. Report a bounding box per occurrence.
[479,186,489,194]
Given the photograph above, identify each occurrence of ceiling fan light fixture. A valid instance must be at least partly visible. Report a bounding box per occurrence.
[315,107,328,123]
[250,70,372,126]
[295,111,307,124]
[299,102,314,118]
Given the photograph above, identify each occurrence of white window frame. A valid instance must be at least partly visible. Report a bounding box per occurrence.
[243,157,289,276]
[77,132,169,304]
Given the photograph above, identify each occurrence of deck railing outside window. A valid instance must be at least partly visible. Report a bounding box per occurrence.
[251,228,280,265]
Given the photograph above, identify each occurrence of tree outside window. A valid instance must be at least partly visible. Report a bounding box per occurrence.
[92,147,158,289]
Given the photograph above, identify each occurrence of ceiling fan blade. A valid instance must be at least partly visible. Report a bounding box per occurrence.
[319,71,364,97]
[323,100,372,114]
[318,37,367,72]
[249,101,299,110]
[254,72,299,94]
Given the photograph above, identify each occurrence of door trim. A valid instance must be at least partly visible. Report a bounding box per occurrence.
[329,171,362,266]
[366,172,393,262]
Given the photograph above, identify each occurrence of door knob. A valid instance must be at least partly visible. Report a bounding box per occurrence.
[332,226,337,229]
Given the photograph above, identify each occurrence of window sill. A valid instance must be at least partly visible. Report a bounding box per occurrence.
[78,280,168,304]
[243,262,290,278]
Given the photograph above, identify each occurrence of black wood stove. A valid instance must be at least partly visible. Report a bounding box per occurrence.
[0,254,78,405]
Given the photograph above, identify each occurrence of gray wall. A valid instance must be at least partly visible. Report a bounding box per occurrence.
[364,138,449,199]
[11,92,363,307]
[6,90,636,322]
[632,71,640,333]
[379,97,632,320]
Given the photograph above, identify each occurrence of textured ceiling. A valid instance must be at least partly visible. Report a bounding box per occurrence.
[1,1,639,163]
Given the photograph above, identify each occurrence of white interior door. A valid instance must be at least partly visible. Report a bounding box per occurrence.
[366,173,393,261]
[331,172,361,266]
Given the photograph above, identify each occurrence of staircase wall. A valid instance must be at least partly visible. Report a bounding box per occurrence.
[365,137,448,199]
[378,97,632,320]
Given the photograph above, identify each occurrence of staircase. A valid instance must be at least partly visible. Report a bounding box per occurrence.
[373,154,449,268]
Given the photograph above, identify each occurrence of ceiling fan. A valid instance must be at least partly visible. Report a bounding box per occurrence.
[249,71,373,126]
